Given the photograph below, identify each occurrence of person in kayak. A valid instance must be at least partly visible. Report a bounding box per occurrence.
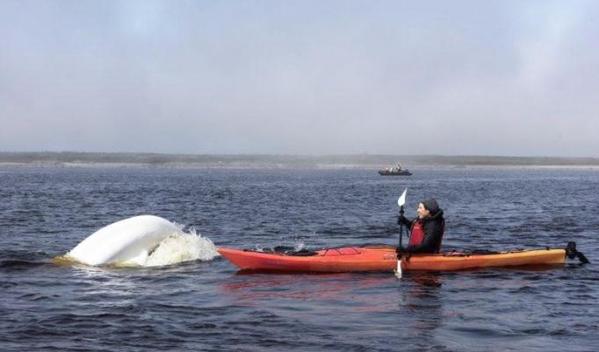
[397,198,445,253]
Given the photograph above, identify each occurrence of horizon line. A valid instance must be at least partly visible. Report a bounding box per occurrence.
[1,150,598,160]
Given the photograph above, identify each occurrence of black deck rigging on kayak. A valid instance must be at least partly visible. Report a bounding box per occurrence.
[257,246,318,256]
[249,242,591,263]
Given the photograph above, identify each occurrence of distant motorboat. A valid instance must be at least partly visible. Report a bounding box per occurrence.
[378,163,412,176]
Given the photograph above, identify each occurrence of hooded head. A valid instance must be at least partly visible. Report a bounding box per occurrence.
[421,198,440,215]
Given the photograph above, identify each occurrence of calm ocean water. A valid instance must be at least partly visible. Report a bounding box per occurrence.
[1,166,598,351]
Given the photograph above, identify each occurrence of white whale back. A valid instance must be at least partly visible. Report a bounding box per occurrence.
[67,215,182,266]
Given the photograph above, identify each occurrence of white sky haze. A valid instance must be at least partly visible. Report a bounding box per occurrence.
[1,0,598,157]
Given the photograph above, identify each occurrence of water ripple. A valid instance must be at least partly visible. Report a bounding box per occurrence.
[1,167,598,351]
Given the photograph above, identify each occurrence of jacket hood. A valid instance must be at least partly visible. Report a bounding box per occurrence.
[423,209,444,222]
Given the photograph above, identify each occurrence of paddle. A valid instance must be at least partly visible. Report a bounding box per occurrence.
[395,188,407,278]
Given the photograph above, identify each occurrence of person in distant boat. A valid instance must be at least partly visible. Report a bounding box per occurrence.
[397,198,445,254]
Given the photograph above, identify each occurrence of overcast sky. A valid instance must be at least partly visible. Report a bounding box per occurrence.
[1,0,598,156]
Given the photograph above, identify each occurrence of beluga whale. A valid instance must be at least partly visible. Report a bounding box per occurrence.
[63,215,218,267]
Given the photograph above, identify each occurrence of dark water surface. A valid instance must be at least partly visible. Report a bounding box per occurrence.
[1,166,598,351]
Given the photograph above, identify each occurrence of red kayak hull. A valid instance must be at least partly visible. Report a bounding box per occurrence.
[218,246,566,272]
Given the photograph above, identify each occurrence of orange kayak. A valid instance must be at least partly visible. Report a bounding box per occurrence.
[217,245,567,273]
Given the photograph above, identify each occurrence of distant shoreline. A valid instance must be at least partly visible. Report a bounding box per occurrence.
[1,152,598,169]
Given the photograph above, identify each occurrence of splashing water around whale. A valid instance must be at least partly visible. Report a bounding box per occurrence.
[63,215,218,267]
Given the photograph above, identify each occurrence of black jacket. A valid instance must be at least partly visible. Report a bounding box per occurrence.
[398,210,445,253]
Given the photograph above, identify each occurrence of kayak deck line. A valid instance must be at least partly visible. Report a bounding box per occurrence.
[217,245,578,273]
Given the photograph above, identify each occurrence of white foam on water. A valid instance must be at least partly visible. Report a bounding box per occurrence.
[144,228,218,267]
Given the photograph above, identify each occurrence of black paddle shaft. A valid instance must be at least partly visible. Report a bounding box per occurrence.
[398,206,404,249]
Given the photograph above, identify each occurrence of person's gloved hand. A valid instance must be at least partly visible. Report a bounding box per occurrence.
[397,214,409,225]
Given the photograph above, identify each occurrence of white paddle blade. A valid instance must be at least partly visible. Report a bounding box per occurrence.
[397,188,408,207]
[395,259,403,279]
